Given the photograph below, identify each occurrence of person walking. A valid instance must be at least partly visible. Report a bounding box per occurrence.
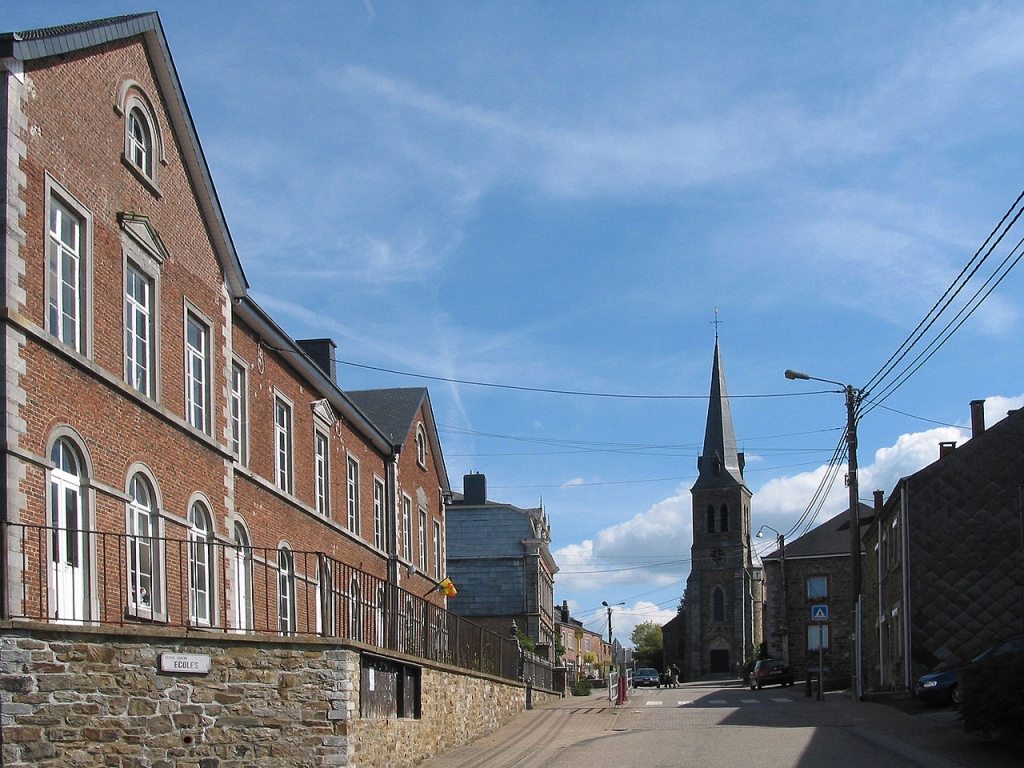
[670,663,680,688]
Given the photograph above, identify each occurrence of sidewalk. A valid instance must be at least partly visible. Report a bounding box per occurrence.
[823,691,1021,768]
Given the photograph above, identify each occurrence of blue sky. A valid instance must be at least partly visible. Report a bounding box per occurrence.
[9,1,1024,645]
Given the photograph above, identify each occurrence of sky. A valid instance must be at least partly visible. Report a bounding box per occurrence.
[7,1,1024,647]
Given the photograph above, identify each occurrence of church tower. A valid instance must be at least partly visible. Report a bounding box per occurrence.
[684,339,763,679]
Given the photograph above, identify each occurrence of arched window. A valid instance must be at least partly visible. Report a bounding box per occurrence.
[415,425,427,468]
[232,522,253,631]
[49,438,88,623]
[349,576,363,642]
[188,501,214,626]
[719,504,729,533]
[316,556,335,637]
[127,473,160,616]
[712,586,726,624]
[277,548,296,636]
[706,505,716,533]
[127,108,153,177]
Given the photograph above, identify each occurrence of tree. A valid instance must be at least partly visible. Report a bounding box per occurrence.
[630,621,664,668]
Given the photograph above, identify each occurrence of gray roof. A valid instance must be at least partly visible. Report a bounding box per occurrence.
[762,503,874,561]
[346,388,428,447]
[692,339,746,490]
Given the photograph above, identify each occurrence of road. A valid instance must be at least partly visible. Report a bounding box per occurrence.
[419,680,1020,768]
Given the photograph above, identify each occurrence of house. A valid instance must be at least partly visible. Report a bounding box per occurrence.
[863,400,1024,694]
[445,473,559,659]
[0,13,547,766]
[760,503,874,686]
[683,339,764,679]
[555,600,613,679]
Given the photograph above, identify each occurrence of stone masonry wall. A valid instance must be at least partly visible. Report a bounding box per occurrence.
[0,624,547,767]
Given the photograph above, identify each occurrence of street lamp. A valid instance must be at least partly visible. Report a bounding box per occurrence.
[601,600,624,645]
[785,368,865,701]
[757,525,787,660]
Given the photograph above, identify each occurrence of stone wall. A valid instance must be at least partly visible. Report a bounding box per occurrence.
[0,623,552,767]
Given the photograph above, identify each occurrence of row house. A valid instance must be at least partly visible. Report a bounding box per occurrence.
[863,400,1024,694]
[0,13,450,644]
[555,600,613,679]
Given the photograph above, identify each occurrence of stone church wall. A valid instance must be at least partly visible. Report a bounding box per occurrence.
[0,623,552,767]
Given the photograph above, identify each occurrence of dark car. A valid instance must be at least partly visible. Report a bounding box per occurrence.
[750,659,794,689]
[916,634,1024,706]
[633,667,661,687]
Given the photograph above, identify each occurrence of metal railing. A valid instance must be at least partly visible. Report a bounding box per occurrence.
[3,522,553,687]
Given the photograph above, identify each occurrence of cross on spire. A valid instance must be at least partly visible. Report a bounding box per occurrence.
[711,308,722,339]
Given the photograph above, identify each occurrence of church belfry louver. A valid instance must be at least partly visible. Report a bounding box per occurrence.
[684,339,763,678]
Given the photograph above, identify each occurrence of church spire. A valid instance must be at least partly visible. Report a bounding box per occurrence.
[693,338,746,490]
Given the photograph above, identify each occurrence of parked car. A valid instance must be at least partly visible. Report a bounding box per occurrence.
[633,667,661,687]
[916,633,1024,706]
[915,665,959,705]
[750,659,794,689]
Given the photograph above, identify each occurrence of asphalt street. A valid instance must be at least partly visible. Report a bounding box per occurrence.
[418,680,1021,768]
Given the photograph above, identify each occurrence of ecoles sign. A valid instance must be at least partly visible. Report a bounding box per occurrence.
[160,653,211,674]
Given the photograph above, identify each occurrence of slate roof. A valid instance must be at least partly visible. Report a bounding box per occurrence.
[692,339,746,490]
[346,388,428,447]
[762,503,874,561]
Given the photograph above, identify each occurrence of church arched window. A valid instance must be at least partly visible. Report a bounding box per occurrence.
[712,586,726,623]
[719,504,729,533]
[706,505,716,533]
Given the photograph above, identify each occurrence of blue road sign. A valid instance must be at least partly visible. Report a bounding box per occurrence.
[811,605,828,621]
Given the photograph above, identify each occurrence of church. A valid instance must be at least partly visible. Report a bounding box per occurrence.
[682,340,764,679]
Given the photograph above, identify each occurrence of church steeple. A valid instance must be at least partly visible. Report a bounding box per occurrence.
[693,338,746,490]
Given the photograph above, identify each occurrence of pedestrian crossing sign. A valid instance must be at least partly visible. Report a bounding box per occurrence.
[811,605,828,621]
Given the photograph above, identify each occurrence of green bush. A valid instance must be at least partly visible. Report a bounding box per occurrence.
[959,649,1024,739]
[570,679,593,696]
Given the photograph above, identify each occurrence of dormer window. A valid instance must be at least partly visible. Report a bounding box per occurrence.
[116,80,163,195]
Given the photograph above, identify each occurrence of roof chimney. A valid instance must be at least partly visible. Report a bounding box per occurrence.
[297,338,337,383]
[939,441,957,458]
[463,473,487,505]
[970,399,986,438]
[873,490,884,512]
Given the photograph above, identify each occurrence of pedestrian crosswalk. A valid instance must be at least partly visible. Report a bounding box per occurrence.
[642,697,795,707]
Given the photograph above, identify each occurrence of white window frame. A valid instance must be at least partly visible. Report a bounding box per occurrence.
[415,425,427,468]
[278,548,296,636]
[418,508,428,571]
[807,575,828,600]
[46,183,91,354]
[232,521,253,632]
[315,430,330,516]
[230,360,248,464]
[125,263,153,396]
[402,495,413,562]
[274,395,293,494]
[184,311,211,433]
[188,501,214,627]
[432,519,442,580]
[48,437,89,624]
[808,623,830,650]
[117,85,163,193]
[347,456,360,534]
[373,477,385,550]
[127,472,162,619]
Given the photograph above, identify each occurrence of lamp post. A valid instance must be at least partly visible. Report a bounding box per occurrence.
[601,600,624,645]
[757,525,787,660]
[785,369,865,701]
